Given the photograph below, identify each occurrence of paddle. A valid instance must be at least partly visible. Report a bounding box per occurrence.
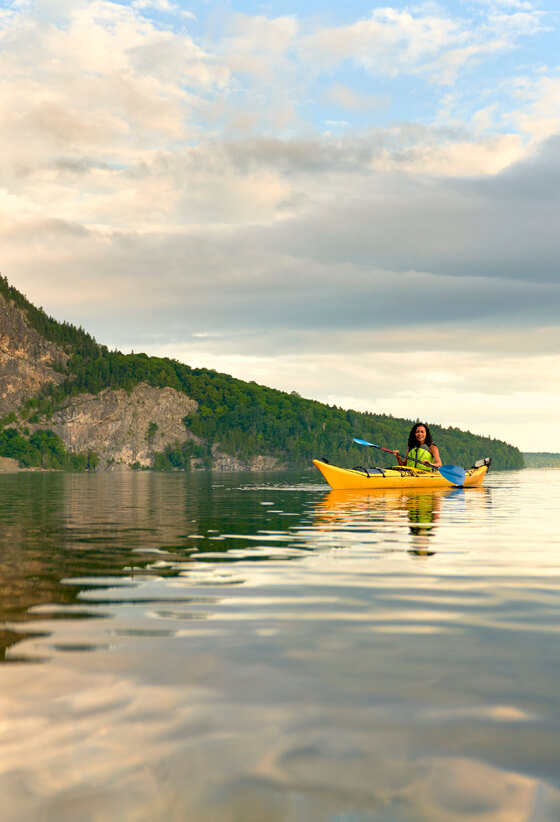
[352,438,466,486]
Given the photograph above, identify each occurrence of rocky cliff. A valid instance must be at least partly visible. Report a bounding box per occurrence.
[0,289,282,471]
[42,383,200,469]
[0,293,67,416]
[0,276,525,472]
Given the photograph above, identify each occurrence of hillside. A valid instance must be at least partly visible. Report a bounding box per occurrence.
[523,453,560,468]
[0,275,525,472]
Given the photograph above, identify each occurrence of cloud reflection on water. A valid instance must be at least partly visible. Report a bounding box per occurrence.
[1,662,560,822]
[2,472,560,821]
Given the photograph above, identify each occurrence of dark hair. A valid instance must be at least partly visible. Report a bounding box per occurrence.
[408,422,433,450]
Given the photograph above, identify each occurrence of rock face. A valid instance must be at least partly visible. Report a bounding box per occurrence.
[45,383,200,469]
[0,456,22,472]
[211,447,281,472]
[42,386,282,470]
[0,289,283,472]
[0,294,67,416]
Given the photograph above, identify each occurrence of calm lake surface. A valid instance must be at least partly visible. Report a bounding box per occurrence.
[2,468,560,821]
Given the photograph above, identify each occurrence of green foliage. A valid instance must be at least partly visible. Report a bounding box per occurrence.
[20,348,524,471]
[153,440,210,471]
[0,273,101,360]
[0,412,17,429]
[0,427,98,470]
[145,421,158,444]
[523,452,560,468]
[1,275,525,472]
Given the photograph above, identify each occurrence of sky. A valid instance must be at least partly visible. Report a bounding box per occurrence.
[1,0,559,452]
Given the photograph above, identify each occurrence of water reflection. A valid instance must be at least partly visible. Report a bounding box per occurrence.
[3,471,560,822]
[313,486,491,557]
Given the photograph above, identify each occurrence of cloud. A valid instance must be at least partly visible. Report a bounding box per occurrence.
[515,75,560,139]
[223,12,299,57]
[0,0,227,172]
[298,8,459,73]
[133,0,195,14]
[323,83,390,113]
[298,3,545,85]
[3,202,559,341]
[1,0,559,450]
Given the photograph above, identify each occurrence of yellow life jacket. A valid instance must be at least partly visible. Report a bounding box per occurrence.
[406,445,434,472]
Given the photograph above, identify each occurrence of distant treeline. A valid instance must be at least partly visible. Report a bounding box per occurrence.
[523,453,560,468]
[1,276,525,471]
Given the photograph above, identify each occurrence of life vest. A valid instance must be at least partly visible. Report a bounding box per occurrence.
[406,445,434,472]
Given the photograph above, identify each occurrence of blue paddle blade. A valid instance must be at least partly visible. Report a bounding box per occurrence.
[353,437,378,448]
[440,465,466,486]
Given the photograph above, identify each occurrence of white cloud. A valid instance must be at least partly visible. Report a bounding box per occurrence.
[218,12,299,95]
[298,3,545,85]
[323,83,390,113]
[1,0,559,450]
[224,12,299,55]
[133,0,195,14]
[514,75,560,139]
[0,0,227,166]
[299,8,463,77]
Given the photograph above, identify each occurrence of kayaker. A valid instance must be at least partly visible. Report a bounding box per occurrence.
[393,423,442,471]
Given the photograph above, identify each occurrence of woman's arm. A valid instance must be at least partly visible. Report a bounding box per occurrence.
[394,449,407,467]
[430,444,442,468]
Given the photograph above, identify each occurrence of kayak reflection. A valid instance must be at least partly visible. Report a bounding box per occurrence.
[314,486,490,556]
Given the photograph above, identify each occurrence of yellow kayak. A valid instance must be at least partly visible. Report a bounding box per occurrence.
[313,457,490,490]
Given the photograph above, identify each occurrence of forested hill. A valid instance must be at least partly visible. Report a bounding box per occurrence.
[523,453,560,468]
[0,275,524,471]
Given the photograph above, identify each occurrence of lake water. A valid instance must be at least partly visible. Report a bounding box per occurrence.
[2,468,560,822]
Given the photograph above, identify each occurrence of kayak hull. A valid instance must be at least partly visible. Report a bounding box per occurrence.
[313,458,489,490]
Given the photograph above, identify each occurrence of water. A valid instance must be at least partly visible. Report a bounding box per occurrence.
[1,468,560,821]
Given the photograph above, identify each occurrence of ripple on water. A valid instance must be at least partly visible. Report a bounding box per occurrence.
[2,469,560,821]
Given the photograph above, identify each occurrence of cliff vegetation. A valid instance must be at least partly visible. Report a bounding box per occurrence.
[0,275,525,472]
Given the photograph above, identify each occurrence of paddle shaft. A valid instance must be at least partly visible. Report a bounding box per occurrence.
[352,437,466,486]
[352,438,432,468]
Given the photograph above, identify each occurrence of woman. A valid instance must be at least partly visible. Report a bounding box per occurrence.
[393,422,442,472]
